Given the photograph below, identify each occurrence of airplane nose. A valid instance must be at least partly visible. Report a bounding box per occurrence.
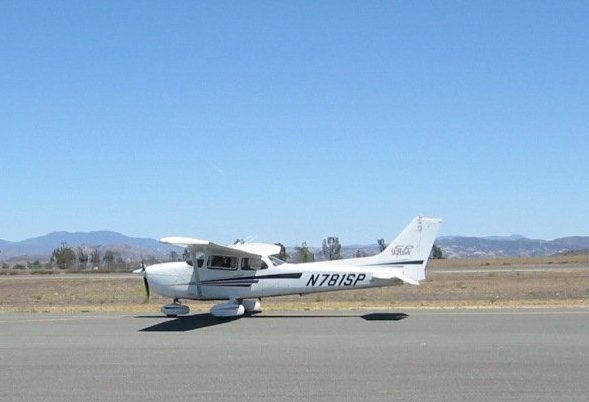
[133,263,148,277]
[133,267,145,277]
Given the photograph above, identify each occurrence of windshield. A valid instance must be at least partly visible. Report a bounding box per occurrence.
[269,255,285,266]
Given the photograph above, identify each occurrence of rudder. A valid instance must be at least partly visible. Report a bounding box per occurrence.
[374,216,442,282]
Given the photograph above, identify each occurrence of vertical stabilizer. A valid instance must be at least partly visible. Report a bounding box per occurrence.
[372,216,442,283]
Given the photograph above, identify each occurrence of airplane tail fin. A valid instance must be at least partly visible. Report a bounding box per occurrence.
[371,216,442,284]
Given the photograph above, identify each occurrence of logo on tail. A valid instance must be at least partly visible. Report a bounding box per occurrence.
[392,245,414,256]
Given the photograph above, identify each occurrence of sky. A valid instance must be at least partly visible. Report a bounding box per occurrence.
[1,1,588,245]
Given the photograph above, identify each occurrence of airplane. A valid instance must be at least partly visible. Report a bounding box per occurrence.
[133,216,442,318]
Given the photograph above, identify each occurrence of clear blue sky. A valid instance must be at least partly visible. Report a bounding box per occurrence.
[1,1,588,245]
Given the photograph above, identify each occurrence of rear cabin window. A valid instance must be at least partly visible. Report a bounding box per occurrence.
[208,255,238,270]
[241,257,268,271]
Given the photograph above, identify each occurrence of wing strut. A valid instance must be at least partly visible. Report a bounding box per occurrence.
[188,245,203,298]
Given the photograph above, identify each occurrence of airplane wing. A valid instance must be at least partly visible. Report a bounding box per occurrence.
[372,270,420,286]
[159,236,209,248]
[160,237,277,258]
[229,242,281,257]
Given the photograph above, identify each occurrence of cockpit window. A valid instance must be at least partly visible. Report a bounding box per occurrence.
[208,255,238,270]
[269,255,285,266]
[242,257,267,270]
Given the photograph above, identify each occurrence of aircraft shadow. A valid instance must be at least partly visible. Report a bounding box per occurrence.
[138,312,408,332]
[252,312,409,321]
[139,313,238,332]
[360,313,408,321]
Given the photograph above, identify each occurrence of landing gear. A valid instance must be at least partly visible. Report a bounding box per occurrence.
[159,298,263,318]
[210,298,263,318]
[210,298,245,318]
[161,298,190,317]
[242,298,262,314]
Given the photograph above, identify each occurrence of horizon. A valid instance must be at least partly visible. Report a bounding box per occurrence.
[2,2,588,245]
[2,228,588,247]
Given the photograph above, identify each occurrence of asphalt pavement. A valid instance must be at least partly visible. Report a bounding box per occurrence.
[1,309,588,401]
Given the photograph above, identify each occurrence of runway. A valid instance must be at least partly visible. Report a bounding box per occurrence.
[1,309,589,401]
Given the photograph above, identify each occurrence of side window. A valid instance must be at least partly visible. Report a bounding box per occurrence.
[208,255,238,270]
[241,257,268,270]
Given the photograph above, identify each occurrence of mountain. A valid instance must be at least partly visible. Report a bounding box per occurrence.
[436,235,589,259]
[0,231,180,262]
[482,235,527,241]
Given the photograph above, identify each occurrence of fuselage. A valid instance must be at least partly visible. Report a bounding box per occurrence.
[144,255,404,301]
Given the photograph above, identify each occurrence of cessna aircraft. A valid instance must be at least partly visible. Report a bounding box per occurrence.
[134,216,442,317]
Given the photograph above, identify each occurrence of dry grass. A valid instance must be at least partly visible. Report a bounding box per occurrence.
[429,254,589,267]
[1,260,588,313]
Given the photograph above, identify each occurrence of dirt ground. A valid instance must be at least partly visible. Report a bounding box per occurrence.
[1,262,588,313]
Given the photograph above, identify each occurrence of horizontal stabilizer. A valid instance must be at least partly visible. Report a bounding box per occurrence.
[372,271,420,286]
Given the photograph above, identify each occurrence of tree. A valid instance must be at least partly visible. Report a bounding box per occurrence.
[144,255,159,266]
[28,260,43,269]
[102,250,125,270]
[322,236,342,260]
[77,247,89,269]
[169,250,180,261]
[295,242,315,263]
[274,242,289,262]
[355,250,367,258]
[377,238,387,252]
[115,253,126,269]
[430,244,443,259]
[51,242,77,269]
[103,250,116,268]
[90,248,101,268]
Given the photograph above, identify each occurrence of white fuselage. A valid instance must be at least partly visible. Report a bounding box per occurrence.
[144,256,403,301]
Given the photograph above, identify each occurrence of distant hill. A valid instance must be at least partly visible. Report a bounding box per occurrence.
[436,236,589,259]
[0,231,180,262]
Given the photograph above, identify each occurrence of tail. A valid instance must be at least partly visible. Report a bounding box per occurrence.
[370,216,443,285]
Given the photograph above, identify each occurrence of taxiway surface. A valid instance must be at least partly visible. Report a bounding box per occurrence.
[1,309,588,401]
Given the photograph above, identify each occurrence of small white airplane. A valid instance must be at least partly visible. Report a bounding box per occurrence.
[134,216,442,318]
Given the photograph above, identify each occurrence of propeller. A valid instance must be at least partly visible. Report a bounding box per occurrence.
[133,263,150,302]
